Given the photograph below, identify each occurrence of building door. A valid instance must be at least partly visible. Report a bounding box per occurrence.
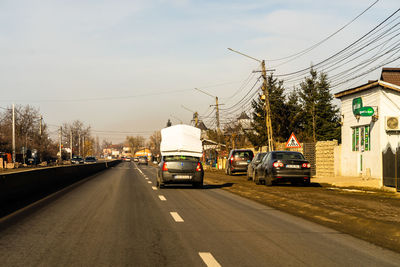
[382,145,400,191]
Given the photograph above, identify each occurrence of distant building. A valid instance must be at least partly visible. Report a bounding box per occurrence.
[237,112,251,131]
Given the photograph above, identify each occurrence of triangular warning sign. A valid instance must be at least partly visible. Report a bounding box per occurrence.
[285,132,301,148]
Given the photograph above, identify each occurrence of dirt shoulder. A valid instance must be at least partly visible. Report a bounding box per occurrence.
[205,170,400,253]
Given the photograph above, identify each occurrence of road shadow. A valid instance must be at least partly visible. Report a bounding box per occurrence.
[272,182,322,188]
[160,183,234,190]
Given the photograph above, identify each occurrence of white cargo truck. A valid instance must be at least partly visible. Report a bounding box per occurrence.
[157,125,204,188]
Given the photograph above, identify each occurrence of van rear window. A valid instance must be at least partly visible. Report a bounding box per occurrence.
[233,151,253,160]
[164,155,199,162]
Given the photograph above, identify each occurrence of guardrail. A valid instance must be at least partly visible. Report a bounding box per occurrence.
[0,160,121,217]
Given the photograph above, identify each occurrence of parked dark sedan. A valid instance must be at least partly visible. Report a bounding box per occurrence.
[71,156,84,164]
[254,151,311,186]
[157,155,203,188]
[225,149,254,175]
[247,152,268,181]
[84,156,97,164]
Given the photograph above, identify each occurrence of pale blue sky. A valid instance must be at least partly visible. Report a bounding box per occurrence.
[0,0,399,142]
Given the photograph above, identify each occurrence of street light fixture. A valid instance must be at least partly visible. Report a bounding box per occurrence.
[227,48,274,151]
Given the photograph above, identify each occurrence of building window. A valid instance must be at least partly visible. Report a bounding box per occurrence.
[352,125,371,152]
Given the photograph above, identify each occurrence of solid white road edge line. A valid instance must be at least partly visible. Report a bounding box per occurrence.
[170,212,184,222]
[199,252,222,267]
[158,195,167,201]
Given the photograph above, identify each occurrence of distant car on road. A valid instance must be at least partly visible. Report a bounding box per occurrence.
[84,156,97,164]
[71,156,84,164]
[123,157,131,162]
[138,156,148,165]
[247,152,268,181]
[254,151,311,186]
[157,155,203,188]
[133,157,139,162]
[225,149,254,175]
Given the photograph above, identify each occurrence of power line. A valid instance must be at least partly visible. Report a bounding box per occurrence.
[269,0,380,64]
[276,8,400,78]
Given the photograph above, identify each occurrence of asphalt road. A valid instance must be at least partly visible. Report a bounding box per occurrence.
[1,162,400,266]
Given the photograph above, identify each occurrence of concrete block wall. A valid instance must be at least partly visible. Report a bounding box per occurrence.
[316,140,338,177]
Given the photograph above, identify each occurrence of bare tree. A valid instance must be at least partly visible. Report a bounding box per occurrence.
[148,131,161,157]
[126,136,145,155]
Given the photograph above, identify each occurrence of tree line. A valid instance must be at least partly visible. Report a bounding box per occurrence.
[0,105,100,163]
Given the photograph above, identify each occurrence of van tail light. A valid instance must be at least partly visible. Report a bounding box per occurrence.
[196,162,202,172]
[273,161,284,168]
[162,162,168,171]
[230,156,234,163]
[302,163,311,168]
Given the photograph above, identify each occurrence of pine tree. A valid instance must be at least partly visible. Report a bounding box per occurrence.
[285,89,304,140]
[246,73,289,149]
[298,69,340,142]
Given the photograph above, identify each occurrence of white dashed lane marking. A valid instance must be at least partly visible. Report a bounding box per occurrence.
[170,212,184,222]
[158,195,167,201]
[151,186,158,190]
[147,181,152,184]
[199,252,222,267]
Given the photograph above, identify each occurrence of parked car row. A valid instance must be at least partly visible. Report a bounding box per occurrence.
[225,149,311,186]
[71,156,97,164]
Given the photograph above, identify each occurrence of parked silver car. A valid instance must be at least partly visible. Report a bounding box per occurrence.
[247,152,268,181]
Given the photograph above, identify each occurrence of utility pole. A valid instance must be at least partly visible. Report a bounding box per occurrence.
[12,103,15,163]
[227,48,274,151]
[39,115,43,135]
[78,132,81,156]
[194,112,199,127]
[70,129,73,159]
[261,60,274,151]
[83,136,85,157]
[59,126,62,162]
[39,115,43,162]
[193,88,224,144]
[215,97,221,133]
[181,105,199,127]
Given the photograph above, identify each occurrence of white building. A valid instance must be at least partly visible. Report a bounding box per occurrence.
[335,68,400,186]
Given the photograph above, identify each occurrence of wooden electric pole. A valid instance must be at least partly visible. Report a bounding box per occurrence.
[227,48,274,151]
[261,60,274,151]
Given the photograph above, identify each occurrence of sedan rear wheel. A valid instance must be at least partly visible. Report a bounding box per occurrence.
[265,172,273,186]
[247,169,252,180]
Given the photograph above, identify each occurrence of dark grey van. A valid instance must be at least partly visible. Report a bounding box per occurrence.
[225,149,254,175]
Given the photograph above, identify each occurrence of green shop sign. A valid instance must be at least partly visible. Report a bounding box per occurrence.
[358,106,374,116]
[352,97,374,117]
[352,97,363,115]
